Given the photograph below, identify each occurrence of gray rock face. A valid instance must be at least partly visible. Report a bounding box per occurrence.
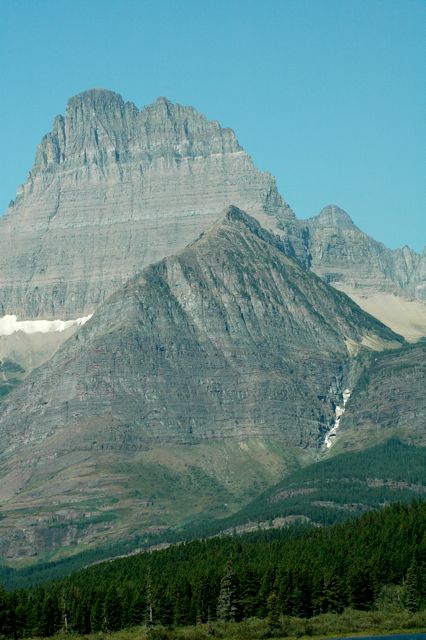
[0,208,402,557]
[337,340,426,449]
[0,89,294,319]
[304,205,426,301]
[0,206,400,454]
[0,90,424,334]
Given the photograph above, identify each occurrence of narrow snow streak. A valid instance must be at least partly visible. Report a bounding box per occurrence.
[325,388,351,449]
[0,314,92,336]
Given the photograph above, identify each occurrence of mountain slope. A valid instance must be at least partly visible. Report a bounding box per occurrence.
[336,339,426,450]
[304,205,426,338]
[0,207,402,560]
[0,91,424,343]
[0,89,296,320]
[196,438,426,535]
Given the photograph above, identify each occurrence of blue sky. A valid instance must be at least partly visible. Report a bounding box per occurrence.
[1,0,425,251]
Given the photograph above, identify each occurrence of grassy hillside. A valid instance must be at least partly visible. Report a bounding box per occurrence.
[1,438,424,590]
[178,438,426,537]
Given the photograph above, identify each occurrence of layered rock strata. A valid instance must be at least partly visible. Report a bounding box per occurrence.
[303,205,426,339]
[0,208,402,557]
[336,340,426,450]
[305,205,425,299]
[0,90,424,340]
[0,89,294,319]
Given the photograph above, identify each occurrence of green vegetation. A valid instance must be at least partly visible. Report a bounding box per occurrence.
[7,610,426,640]
[1,439,425,591]
[0,501,425,637]
[0,359,25,401]
[184,438,426,535]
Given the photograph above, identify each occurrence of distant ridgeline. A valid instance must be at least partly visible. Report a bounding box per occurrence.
[0,501,425,637]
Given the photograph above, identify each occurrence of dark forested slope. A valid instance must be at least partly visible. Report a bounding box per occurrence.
[0,501,425,637]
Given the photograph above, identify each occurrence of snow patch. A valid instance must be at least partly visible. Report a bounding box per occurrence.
[0,314,92,337]
[325,388,351,449]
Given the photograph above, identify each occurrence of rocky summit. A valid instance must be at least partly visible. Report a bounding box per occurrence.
[0,89,424,340]
[303,205,426,339]
[306,205,425,301]
[0,207,402,558]
[0,89,294,320]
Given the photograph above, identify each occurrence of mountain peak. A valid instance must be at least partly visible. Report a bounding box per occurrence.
[2,90,294,318]
[155,96,172,105]
[316,204,354,226]
[67,87,125,108]
[224,205,257,224]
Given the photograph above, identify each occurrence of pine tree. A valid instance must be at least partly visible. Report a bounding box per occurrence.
[146,567,154,626]
[104,585,122,631]
[0,585,9,636]
[266,591,281,633]
[90,596,105,632]
[216,560,238,622]
[60,587,70,633]
[404,559,420,612]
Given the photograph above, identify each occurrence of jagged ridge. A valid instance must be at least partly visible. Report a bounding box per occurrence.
[0,90,294,319]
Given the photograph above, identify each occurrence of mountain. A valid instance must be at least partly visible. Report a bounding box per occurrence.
[0,89,424,564]
[337,339,426,450]
[304,205,426,340]
[196,438,426,536]
[0,89,424,347]
[0,89,296,320]
[0,207,402,560]
[1,90,424,342]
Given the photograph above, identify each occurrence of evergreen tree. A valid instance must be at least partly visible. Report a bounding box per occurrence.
[36,592,61,637]
[128,590,145,626]
[257,567,276,617]
[404,558,420,612]
[104,585,122,631]
[239,567,261,618]
[217,560,238,622]
[173,579,192,626]
[90,596,105,632]
[266,591,280,633]
[146,567,154,626]
[347,564,374,610]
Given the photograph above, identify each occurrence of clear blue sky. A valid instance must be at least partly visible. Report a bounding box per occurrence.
[1,0,425,251]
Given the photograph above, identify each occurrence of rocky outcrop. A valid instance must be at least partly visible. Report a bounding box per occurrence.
[0,207,402,557]
[0,89,295,319]
[336,340,426,450]
[301,205,426,339]
[304,204,426,301]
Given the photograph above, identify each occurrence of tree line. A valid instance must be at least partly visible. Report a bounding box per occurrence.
[0,501,425,637]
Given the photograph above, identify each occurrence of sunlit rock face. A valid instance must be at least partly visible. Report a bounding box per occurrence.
[305,204,426,302]
[0,89,295,319]
[0,90,424,333]
[0,207,403,557]
[0,206,401,459]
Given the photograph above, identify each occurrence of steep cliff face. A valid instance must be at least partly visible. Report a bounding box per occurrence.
[0,208,402,558]
[305,205,425,298]
[335,340,426,451]
[304,205,426,339]
[0,89,294,319]
[1,90,424,339]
